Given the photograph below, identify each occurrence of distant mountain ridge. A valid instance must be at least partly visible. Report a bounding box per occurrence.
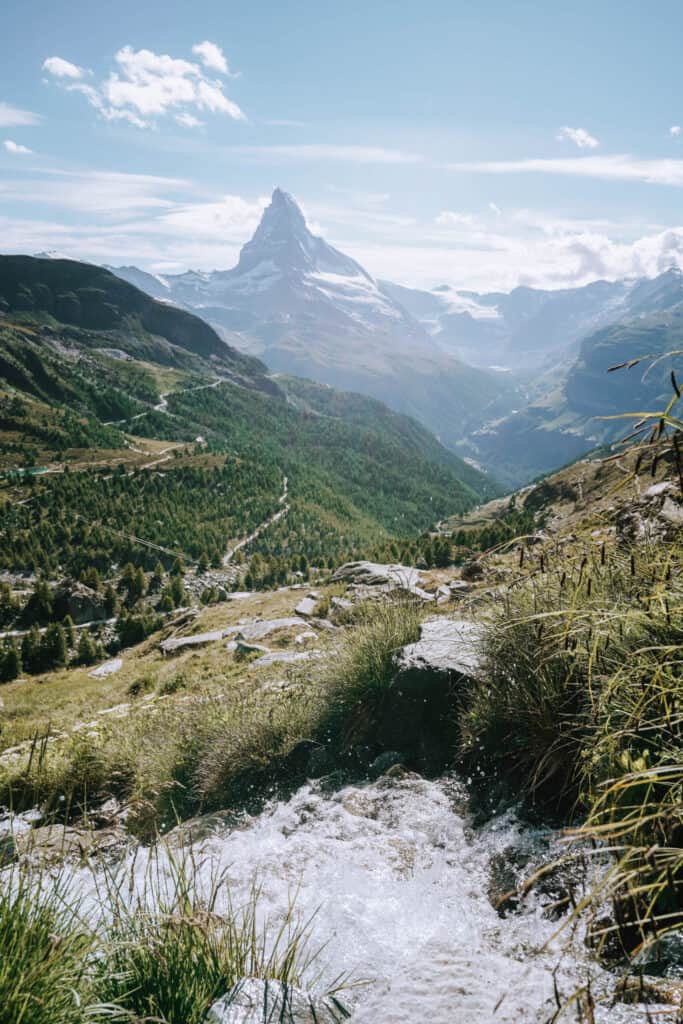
[380,268,683,370]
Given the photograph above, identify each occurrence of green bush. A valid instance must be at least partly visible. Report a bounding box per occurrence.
[0,868,93,1024]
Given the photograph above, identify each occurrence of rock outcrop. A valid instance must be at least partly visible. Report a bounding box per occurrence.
[53,580,107,624]
[377,617,484,771]
[616,480,683,543]
[331,561,422,588]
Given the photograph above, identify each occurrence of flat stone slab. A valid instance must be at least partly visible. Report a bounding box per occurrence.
[89,657,123,678]
[252,649,323,668]
[160,630,224,654]
[207,979,349,1023]
[394,618,483,678]
[295,597,318,617]
[224,617,308,641]
[331,560,422,588]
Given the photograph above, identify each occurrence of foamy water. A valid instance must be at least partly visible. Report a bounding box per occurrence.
[48,772,651,1023]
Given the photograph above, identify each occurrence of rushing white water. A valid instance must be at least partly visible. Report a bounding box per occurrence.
[48,772,652,1023]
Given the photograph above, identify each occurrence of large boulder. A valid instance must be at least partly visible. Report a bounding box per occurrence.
[616,480,683,544]
[331,561,421,588]
[295,597,318,618]
[376,617,484,771]
[53,580,107,625]
[206,978,350,1023]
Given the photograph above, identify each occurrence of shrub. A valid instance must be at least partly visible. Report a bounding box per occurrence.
[0,867,94,1024]
[92,852,342,1024]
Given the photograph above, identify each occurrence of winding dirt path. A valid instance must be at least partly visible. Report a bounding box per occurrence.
[223,476,289,566]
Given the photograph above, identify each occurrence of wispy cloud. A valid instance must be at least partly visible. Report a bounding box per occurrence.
[670,125,681,137]
[0,167,189,213]
[444,154,683,187]
[0,101,42,127]
[42,56,85,79]
[556,125,599,149]
[4,139,33,155]
[228,144,423,164]
[263,119,307,128]
[43,43,245,129]
[435,210,475,226]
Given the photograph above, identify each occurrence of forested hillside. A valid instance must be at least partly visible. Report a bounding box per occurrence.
[0,256,494,674]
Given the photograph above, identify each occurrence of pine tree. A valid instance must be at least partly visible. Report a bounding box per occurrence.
[77,631,98,666]
[21,626,41,674]
[0,641,21,682]
[151,561,165,592]
[41,622,67,669]
[104,584,119,617]
[62,614,76,647]
[169,574,185,607]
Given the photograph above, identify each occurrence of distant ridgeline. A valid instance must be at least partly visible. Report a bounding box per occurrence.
[0,255,494,578]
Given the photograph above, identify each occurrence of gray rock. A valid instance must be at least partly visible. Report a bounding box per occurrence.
[237,617,307,640]
[330,596,353,611]
[252,649,323,667]
[330,560,422,588]
[394,618,483,681]
[53,580,107,625]
[368,750,406,779]
[235,639,271,657]
[0,832,18,866]
[448,580,471,593]
[660,496,683,526]
[295,597,318,618]
[307,745,334,778]
[206,978,349,1023]
[376,617,484,771]
[88,657,123,678]
[160,629,224,654]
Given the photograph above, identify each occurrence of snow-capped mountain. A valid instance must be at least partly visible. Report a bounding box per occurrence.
[110,189,518,449]
[114,189,430,351]
[380,268,683,369]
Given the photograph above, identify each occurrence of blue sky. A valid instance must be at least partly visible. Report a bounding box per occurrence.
[2,0,683,290]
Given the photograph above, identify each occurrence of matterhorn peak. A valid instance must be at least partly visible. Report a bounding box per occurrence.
[233,187,371,281]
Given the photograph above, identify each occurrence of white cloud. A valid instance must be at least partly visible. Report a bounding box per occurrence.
[444,154,683,187]
[489,201,502,215]
[175,112,204,129]
[229,144,422,164]
[435,210,475,226]
[0,101,42,127]
[556,125,600,149]
[0,167,189,213]
[4,140,33,155]
[44,45,245,128]
[42,56,85,79]
[191,41,231,75]
[670,125,681,137]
